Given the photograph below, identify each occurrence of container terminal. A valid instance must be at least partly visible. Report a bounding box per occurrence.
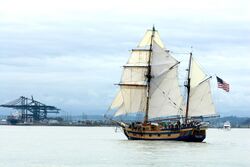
[0,96,114,126]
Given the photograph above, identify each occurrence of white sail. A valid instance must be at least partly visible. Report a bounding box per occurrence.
[190,57,207,87]
[148,42,184,119]
[138,30,164,48]
[127,50,149,66]
[151,41,178,78]
[110,91,123,110]
[112,87,147,117]
[114,87,147,117]
[113,49,149,116]
[121,67,148,85]
[149,67,184,119]
[114,103,125,116]
[188,79,216,117]
[112,33,184,118]
[119,86,147,115]
[110,86,147,116]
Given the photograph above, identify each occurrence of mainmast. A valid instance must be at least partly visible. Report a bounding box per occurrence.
[185,52,192,123]
[144,26,155,123]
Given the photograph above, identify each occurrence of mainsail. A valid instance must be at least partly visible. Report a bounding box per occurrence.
[187,57,217,117]
[189,79,216,117]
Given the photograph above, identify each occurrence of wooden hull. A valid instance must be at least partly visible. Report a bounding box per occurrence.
[122,127,206,142]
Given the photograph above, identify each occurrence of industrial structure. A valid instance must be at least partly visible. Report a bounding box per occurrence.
[0,96,60,123]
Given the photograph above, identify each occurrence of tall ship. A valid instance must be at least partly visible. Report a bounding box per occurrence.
[106,27,218,142]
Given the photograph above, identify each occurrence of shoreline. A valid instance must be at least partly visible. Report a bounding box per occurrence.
[0,124,249,128]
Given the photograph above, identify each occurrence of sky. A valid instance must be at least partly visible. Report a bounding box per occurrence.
[0,0,249,116]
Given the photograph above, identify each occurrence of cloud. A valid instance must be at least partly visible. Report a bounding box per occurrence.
[0,0,249,116]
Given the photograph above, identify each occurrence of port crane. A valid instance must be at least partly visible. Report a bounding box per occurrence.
[0,96,60,122]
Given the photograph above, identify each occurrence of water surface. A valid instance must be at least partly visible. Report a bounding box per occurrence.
[0,126,249,167]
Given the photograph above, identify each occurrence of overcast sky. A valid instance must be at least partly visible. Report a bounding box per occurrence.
[0,0,249,116]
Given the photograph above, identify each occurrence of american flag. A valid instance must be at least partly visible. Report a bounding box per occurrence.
[216,76,230,92]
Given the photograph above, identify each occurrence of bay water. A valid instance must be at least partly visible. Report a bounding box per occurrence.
[0,126,249,167]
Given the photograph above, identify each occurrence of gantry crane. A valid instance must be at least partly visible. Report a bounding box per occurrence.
[0,96,60,122]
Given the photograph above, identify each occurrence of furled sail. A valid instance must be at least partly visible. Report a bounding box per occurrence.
[148,42,184,119]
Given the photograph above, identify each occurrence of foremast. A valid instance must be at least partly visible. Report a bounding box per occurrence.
[144,26,155,123]
[185,52,192,123]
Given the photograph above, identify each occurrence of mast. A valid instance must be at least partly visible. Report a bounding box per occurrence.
[144,26,155,123]
[185,52,192,123]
